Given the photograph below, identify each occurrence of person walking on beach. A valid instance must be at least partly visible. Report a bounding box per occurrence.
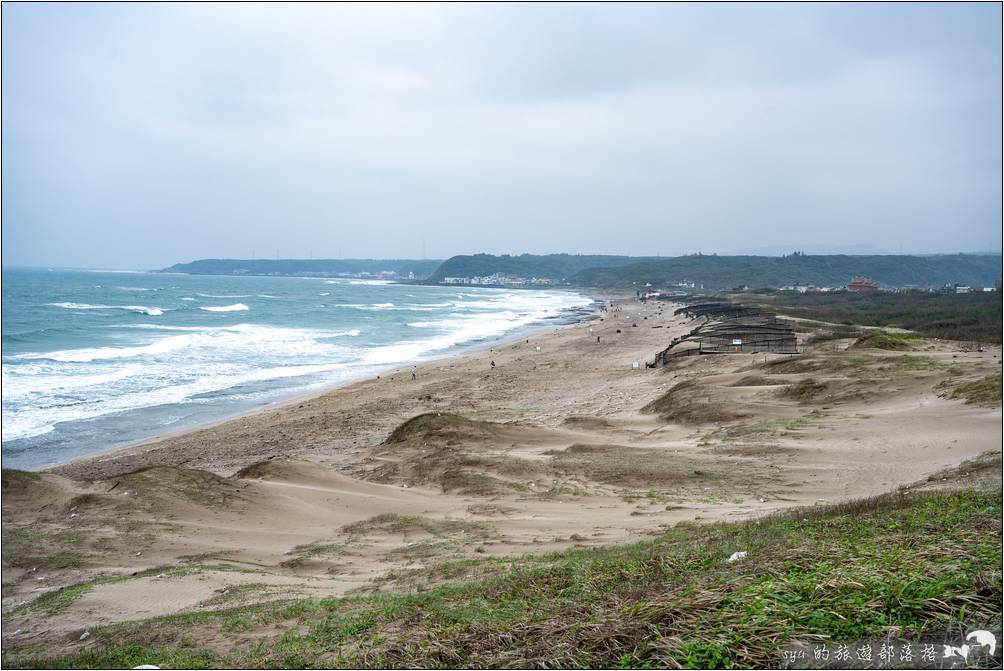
[411,366,417,381]
[491,360,496,369]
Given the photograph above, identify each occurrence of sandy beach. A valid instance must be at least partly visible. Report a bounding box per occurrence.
[3,297,1001,657]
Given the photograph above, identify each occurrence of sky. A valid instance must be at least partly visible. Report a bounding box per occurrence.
[2,3,1001,269]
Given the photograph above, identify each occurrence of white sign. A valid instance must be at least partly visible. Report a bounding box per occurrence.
[732,338,743,345]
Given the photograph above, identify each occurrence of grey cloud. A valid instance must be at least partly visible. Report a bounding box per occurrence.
[2,3,1000,267]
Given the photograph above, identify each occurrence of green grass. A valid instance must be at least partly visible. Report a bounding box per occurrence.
[1,528,95,571]
[13,564,262,616]
[710,415,824,441]
[383,413,495,444]
[951,373,1003,407]
[280,543,350,569]
[340,514,494,542]
[851,331,920,351]
[7,488,1000,669]
[746,290,1002,344]
[1,469,42,485]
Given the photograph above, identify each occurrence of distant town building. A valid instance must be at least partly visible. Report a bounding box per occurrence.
[441,273,555,288]
[847,276,880,293]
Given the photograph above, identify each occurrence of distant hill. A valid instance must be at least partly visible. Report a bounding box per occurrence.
[161,259,443,279]
[427,254,656,282]
[569,254,1003,290]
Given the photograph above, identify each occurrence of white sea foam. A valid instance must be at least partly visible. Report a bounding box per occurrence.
[336,302,396,310]
[2,321,367,442]
[107,324,231,331]
[50,302,165,316]
[17,335,205,363]
[2,363,146,397]
[14,324,352,364]
[200,303,249,312]
[196,293,252,298]
[321,279,392,286]
[6,284,592,453]
[2,360,358,442]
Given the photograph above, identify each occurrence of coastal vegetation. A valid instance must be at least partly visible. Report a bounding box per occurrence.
[746,290,1003,343]
[426,253,651,283]
[7,479,999,669]
[951,373,1003,407]
[569,253,1002,290]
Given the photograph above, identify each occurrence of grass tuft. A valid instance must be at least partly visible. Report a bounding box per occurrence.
[384,413,495,444]
[8,488,1000,669]
[951,373,1003,407]
[851,331,919,351]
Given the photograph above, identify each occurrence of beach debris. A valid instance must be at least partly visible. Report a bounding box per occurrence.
[135,551,142,556]
[156,573,166,579]
[339,464,350,471]
[79,631,91,641]
[727,551,747,562]
[402,484,409,488]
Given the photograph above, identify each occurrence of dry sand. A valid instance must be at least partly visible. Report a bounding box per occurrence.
[3,297,1001,653]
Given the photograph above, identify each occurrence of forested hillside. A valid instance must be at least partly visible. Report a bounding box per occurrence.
[569,254,1002,289]
[427,254,655,282]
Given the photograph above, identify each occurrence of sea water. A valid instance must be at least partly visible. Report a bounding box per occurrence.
[1,268,593,470]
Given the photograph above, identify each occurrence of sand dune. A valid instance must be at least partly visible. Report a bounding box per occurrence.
[3,298,1001,656]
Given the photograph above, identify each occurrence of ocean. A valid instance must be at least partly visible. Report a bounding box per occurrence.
[1,268,593,470]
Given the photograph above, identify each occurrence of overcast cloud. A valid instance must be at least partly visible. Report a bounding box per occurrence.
[2,3,1001,269]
